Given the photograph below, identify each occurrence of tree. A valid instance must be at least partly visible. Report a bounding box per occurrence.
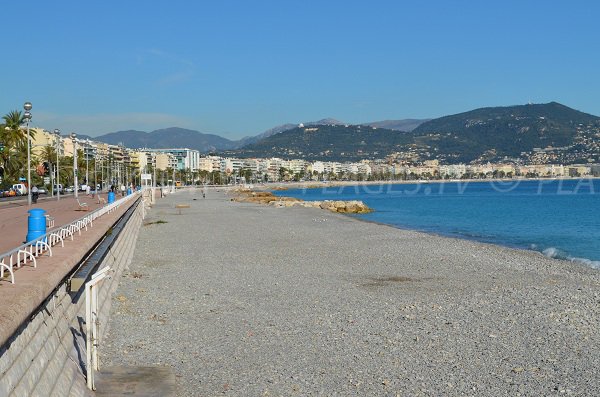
[0,110,35,184]
[1,110,31,148]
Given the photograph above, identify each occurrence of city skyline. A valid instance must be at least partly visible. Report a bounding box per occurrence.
[2,1,599,139]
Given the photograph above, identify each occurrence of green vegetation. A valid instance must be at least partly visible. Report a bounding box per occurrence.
[0,110,34,185]
[228,102,600,164]
[228,124,414,161]
[412,102,600,162]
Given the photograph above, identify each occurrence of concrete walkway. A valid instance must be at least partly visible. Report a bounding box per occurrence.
[0,195,136,347]
[0,193,113,253]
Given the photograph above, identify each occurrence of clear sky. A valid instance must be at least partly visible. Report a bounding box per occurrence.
[2,0,599,139]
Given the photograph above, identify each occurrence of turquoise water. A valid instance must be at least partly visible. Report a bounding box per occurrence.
[274,179,600,268]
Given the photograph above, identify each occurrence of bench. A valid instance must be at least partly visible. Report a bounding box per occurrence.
[175,204,190,215]
[76,198,89,211]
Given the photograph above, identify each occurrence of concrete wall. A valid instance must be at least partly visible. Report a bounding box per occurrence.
[0,201,144,396]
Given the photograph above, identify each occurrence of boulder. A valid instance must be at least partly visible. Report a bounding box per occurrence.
[233,190,372,214]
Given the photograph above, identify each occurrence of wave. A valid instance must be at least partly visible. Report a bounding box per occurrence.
[541,247,600,269]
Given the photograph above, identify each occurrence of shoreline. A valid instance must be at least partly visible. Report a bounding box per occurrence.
[348,212,600,271]
[263,180,600,271]
[253,175,600,191]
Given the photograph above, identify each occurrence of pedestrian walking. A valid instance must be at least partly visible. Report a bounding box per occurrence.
[31,185,39,203]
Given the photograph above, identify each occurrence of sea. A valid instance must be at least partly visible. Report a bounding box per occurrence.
[273,179,600,269]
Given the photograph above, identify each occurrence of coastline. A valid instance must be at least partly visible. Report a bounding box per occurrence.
[254,175,600,191]
[347,212,600,272]
[265,179,600,270]
[104,189,600,396]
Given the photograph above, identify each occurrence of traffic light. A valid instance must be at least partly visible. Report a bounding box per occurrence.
[43,162,50,175]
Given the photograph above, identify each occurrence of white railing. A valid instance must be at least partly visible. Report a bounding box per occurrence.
[0,191,141,285]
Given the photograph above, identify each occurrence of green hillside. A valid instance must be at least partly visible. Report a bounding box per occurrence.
[229,102,600,164]
[228,124,414,161]
[411,102,600,162]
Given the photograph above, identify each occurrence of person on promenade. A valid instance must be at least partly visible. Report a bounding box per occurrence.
[31,185,39,203]
[120,184,126,196]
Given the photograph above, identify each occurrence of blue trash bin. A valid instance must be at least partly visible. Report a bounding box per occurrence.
[26,208,47,243]
[127,188,132,195]
[108,191,115,204]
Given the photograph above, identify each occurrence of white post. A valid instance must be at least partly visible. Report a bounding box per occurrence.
[85,266,110,390]
[55,129,61,201]
[72,133,78,199]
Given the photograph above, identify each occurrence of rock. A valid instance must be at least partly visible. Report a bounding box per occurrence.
[233,190,372,214]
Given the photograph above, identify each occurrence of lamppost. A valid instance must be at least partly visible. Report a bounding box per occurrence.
[42,131,54,199]
[71,132,78,199]
[100,157,103,192]
[23,102,32,206]
[54,129,61,201]
[94,155,97,195]
[152,153,156,203]
[85,140,89,188]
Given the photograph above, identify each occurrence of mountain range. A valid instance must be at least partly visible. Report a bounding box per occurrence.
[227,102,600,163]
[91,102,600,164]
[92,118,428,152]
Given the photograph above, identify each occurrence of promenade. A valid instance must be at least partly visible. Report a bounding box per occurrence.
[0,192,136,347]
[104,188,600,396]
[0,193,113,253]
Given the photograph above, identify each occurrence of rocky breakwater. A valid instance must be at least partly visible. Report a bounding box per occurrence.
[232,190,372,214]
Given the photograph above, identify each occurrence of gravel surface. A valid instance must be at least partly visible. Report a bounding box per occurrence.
[103,188,600,396]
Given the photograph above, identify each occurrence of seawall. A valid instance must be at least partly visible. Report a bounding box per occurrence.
[0,198,145,396]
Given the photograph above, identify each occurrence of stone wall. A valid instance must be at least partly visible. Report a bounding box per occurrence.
[0,200,144,397]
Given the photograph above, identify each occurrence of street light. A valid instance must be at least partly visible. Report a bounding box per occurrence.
[23,102,32,206]
[54,129,61,201]
[71,132,78,199]
[85,139,89,189]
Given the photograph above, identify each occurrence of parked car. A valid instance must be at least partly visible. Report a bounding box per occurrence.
[65,186,75,192]
[12,183,27,196]
[36,186,47,195]
[53,184,64,194]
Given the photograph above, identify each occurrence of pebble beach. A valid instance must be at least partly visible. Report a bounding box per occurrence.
[103,188,600,396]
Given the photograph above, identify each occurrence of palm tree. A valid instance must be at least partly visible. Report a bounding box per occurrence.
[1,110,29,147]
[3,142,27,183]
[1,110,32,184]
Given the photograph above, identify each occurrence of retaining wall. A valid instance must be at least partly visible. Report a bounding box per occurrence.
[0,200,145,396]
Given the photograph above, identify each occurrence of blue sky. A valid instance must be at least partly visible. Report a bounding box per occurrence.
[2,1,599,139]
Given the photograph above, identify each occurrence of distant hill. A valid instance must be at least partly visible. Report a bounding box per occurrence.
[225,124,414,161]
[238,118,346,146]
[363,119,430,131]
[95,127,237,152]
[227,102,600,163]
[236,123,298,147]
[94,118,346,151]
[411,102,600,162]
[92,103,599,164]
